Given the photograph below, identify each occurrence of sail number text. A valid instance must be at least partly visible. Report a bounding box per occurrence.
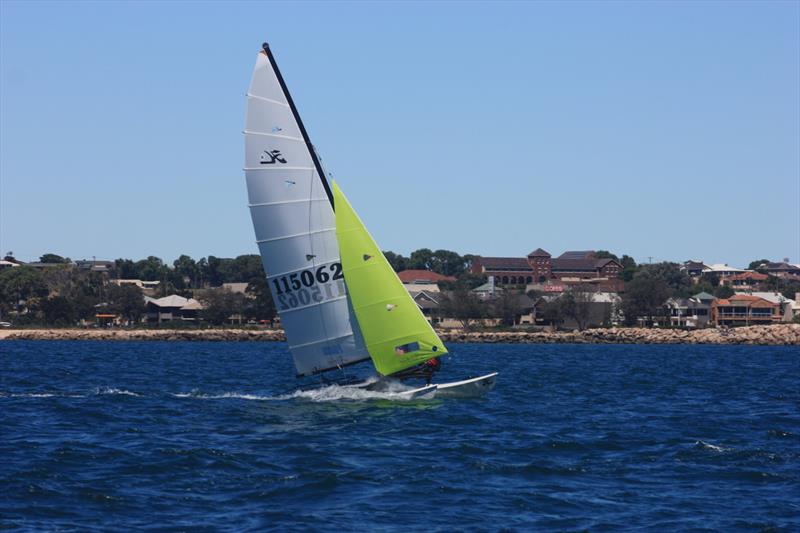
[272,263,345,311]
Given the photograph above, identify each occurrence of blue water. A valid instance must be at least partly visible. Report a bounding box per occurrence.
[1,341,798,531]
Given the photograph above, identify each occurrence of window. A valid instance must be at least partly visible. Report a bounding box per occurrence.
[395,342,420,355]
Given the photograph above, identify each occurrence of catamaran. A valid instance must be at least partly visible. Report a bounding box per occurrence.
[244,43,496,399]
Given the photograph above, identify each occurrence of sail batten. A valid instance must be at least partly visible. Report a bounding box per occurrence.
[244,46,368,377]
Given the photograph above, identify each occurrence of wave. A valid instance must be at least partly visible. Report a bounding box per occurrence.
[95,387,140,397]
[694,440,730,453]
[171,381,428,403]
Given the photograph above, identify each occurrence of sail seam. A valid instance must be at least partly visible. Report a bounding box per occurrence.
[243,130,304,141]
[289,332,355,350]
[246,93,290,107]
[248,198,328,208]
[244,166,315,171]
[256,227,335,244]
[278,294,348,314]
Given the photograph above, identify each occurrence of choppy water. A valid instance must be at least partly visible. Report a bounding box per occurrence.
[1,341,798,531]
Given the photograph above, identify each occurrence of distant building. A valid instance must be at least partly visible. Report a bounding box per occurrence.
[397,270,455,293]
[681,260,710,279]
[222,282,250,295]
[702,263,747,281]
[742,292,799,322]
[760,261,800,280]
[472,276,503,300]
[722,272,768,290]
[145,295,203,323]
[0,260,20,270]
[76,260,114,272]
[665,292,714,328]
[111,279,161,296]
[471,249,623,289]
[711,295,781,327]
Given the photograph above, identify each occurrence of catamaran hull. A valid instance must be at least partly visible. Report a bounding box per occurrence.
[350,372,498,399]
[434,372,498,398]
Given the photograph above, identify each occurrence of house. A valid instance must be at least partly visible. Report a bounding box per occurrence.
[472,276,503,300]
[681,260,710,279]
[222,282,251,295]
[759,261,800,280]
[744,292,799,322]
[534,291,622,329]
[722,272,769,290]
[145,294,203,323]
[397,270,455,292]
[702,263,747,282]
[711,295,781,326]
[471,249,623,289]
[0,260,20,270]
[111,279,161,296]
[75,260,114,272]
[664,292,714,328]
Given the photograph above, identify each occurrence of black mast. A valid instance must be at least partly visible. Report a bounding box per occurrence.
[261,42,335,209]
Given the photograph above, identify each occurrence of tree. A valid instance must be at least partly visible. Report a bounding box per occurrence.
[491,289,527,327]
[713,285,734,299]
[245,277,276,323]
[620,255,638,281]
[383,251,408,272]
[408,248,434,271]
[430,249,465,277]
[114,258,139,279]
[747,259,771,271]
[107,284,146,323]
[440,288,488,329]
[562,285,594,330]
[0,266,49,313]
[198,288,246,325]
[595,250,619,261]
[172,255,198,289]
[39,296,76,325]
[39,253,70,264]
[135,256,168,282]
[621,269,670,326]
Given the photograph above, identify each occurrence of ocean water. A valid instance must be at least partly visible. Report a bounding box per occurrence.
[1,341,798,532]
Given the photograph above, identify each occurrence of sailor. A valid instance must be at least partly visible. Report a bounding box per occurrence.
[421,357,442,385]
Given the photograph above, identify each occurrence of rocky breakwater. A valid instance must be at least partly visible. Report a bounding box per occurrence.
[439,324,800,346]
[0,328,287,342]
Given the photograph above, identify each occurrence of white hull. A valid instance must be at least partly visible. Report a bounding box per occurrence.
[349,372,497,399]
[435,372,498,398]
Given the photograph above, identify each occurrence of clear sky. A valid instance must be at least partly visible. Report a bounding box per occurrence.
[1,1,798,268]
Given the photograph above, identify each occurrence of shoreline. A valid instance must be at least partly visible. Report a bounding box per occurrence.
[1,324,797,345]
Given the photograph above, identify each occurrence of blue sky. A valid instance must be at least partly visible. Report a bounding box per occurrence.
[1,1,798,268]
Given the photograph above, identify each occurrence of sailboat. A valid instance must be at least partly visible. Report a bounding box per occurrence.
[244,43,496,399]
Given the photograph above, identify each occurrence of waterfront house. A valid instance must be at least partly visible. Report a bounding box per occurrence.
[665,292,714,328]
[711,295,781,326]
[145,295,203,323]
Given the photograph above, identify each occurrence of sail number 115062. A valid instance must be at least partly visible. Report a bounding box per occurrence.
[272,263,343,295]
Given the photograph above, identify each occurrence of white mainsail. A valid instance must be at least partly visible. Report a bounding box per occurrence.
[244,44,369,376]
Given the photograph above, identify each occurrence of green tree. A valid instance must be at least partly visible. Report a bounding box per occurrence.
[440,288,488,329]
[747,259,771,271]
[561,285,594,330]
[621,269,670,326]
[39,253,70,264]
[713,285,734,299]
[114,258,139,279]
[107,284,146,323]
[620,255,638,281]
[430,249,465,277]
[383,251,408,272]
[135,256,168,282]
[39,296,76,325]
[38,296,74,325]
[0,266,49,313]
[198,288,246,325]
[245,277,276,323]
[408,248,434,271]
[595,250,620,261]
[490,289,526,327]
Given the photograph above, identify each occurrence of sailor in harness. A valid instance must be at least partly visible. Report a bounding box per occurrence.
[393,357,442,385]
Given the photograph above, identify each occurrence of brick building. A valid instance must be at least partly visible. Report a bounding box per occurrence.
[471,249,623,289]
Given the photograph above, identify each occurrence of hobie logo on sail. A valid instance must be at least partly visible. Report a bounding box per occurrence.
[260,149,287,164]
